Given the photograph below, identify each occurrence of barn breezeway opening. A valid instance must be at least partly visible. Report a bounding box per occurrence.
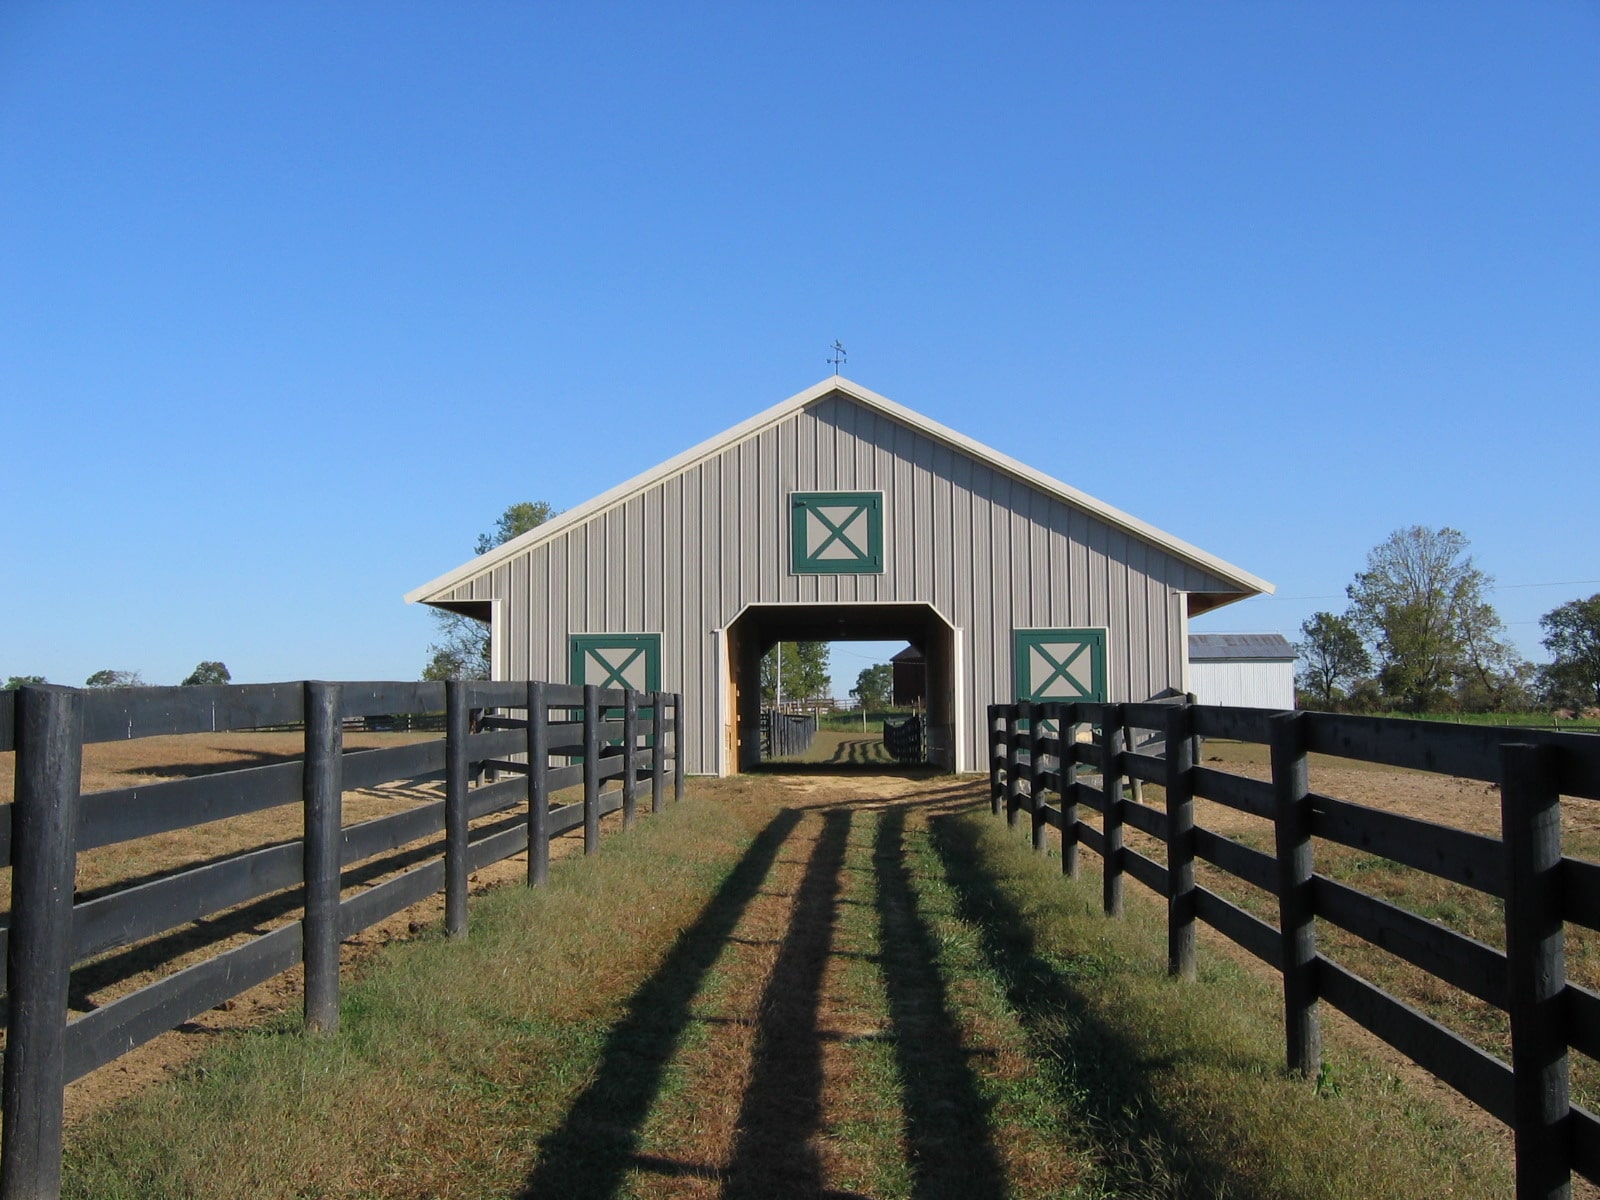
[720,603,961,774]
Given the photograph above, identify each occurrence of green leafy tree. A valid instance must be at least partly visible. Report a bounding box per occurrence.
[850,663,893,710]
[474,501,557,556]
[1540,593,1600,709]
[1455,597,1530,712]
[1345,527,1516,712]
[423,501,557,680]
[4,674,47,689]
[85,669,145,688]
[760,641,832,706]
[792,642,831,702]
[1294,612,1371,709]
[181,661,231,686]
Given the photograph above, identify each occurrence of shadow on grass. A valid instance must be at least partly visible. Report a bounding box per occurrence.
[925,812,1246,1200]
[873,806,1008,1200]
[748,760,940,778]
[517,807,805,1200]
[724,808,853,1197]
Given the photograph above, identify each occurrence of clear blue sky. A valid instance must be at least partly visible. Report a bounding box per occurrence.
[3,3,1597,697]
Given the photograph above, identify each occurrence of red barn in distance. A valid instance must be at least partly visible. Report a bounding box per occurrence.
[891,646,926,708]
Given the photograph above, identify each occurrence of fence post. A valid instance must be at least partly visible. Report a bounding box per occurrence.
[1270,710,1320,1078]
[1006,703,1026,829]
[1030,703,1048,853]
[583,684,601,855]
[622,690,639,830]
[303,681,343,1035]
[651,693,666,814]
[1102,703,1125,918]
[673,693,686,803]
[1061,705,1080,879]
[0,686,83,1200]
[1501,742,1570,1199]
[527,681,550,887]
[1165,702,1197,981]
[987,705,1003,815]
[444,680,469,938]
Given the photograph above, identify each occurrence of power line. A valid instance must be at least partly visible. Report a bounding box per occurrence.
[1265,578,1600,603]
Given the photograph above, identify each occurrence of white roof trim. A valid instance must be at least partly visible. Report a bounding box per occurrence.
[405,376,1275,605]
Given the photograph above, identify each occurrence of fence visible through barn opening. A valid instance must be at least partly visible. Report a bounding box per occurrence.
[882,713,925,764]
[0,680,685,1200]
[987,698,1600,1200]
[760,709,817,760]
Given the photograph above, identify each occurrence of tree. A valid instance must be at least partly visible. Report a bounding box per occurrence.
[760,641,832,706]
[1294,612,1371,709]
[4,675,46,690]
[1540,593,1600,709]
[423,501,557,680]
[85,669,145,688]
[850,663,893,710]
[181,661,231,686]
[1345,527,1515,712]
[1455,597,1530,712]
[474,501,557,555]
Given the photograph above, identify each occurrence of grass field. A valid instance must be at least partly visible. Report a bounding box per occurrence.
[55,761,1551,1199]
[1368,709,1600,731]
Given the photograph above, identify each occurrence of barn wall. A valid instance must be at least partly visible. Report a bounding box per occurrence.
[443,392,1244,773]
[1188,660,1297,710]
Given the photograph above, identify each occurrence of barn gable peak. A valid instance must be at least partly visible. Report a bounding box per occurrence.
[405,375,1273,606]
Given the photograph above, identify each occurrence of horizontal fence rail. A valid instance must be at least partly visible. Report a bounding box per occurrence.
[0,680,687,1200]
[986,700,1600,1200]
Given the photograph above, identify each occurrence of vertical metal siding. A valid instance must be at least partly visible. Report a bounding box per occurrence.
[1189,661,1296,709]
[442,390,1248,773]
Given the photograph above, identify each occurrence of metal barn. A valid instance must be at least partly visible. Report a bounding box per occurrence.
[407,377,1273,774]
[1186,633,1297,709]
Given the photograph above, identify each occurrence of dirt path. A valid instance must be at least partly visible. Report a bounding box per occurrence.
[517,770,1094,1198]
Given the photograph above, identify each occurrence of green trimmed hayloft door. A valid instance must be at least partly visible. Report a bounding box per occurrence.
[570,635,661,693]
[791,492,884,574]
[1013,628,1106,706]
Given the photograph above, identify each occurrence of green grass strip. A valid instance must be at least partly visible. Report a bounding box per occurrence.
[932,807,1513,1199]
[64,796,767,1200]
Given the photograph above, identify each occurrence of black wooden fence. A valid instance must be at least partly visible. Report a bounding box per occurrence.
[761,710,817,759]
[0,680,685,1200]
[987,699,1600,1200]
[882,714,925,764]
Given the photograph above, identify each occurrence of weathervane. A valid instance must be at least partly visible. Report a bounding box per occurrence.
[827,340,847,375]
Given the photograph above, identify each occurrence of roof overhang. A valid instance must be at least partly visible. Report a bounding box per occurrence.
[407,376,1275,608]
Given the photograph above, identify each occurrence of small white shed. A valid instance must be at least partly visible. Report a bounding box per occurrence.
[1187,633,1296,710]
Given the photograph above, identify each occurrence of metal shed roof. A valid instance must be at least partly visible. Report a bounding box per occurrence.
[1187,633,1296,661]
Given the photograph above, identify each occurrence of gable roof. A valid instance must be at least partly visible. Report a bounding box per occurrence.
[406,376,1275,605]
[1188,633,1296,662]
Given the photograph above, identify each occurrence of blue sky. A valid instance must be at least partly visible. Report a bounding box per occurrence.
[3,3,1597,697]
